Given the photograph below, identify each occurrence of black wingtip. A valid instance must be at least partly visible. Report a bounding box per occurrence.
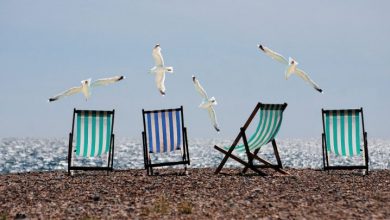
[192,75,196,82]
[160,90,166,96]
[316,88,323,93]
[118,76,125,81]
[48,98,57,102]
[215,126,220,132]
[258,44,265,51]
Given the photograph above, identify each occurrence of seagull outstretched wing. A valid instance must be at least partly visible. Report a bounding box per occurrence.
[49,86,82,102]
[295,68,323,93]
[208,107,220,132]
[155,70,166,95]
[91,76,125,87]
[258,44,288,65]
[192,76,208,99]
[152,44,164,67]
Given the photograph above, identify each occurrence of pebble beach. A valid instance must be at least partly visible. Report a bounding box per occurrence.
[1,168,389,219]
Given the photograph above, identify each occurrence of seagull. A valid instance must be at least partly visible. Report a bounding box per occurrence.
[192,75,220,132]
[258,44,323,93]
[285,57,323,93]
[48,76,125,102]
[150,44,173,96]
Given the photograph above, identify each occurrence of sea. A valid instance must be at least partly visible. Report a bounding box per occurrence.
[0,137,389,174]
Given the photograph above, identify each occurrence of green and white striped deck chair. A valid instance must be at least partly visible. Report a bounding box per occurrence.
[214,102,288,176]
[68,109,115,175]
[322,108,369,174]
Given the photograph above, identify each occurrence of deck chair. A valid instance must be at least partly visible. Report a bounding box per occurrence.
[68,109,115,175]
[142,106,190,175]
[322,108,369,174]
[214,102,288,176]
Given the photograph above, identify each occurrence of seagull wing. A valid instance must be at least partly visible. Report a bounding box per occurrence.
[295,68,323,93]
[49,86,83,102]
[192,76,208,99]
[152,46,164,67]
[259,45,288,65]
[91,76,125,87]
[155,70,166,95]
[208,107,220,132]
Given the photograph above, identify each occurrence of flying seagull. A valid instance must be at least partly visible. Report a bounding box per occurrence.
[192,75,220,132]
[258,44,323,93]
[48,75,125,102]
[150,44,173,96]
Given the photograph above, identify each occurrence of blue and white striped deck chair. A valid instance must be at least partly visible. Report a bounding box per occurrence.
[214,102,288,176]
[68,109,115,175]
[142,106,190,175]
[322,108,369,174]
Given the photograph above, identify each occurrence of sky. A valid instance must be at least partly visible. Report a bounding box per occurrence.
[0,0,389,139]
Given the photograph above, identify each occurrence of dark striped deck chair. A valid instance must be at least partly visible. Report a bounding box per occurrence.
[322,108,369,174]
[215,102,288,176]
[68,109,115,175]
[142,106,190,175]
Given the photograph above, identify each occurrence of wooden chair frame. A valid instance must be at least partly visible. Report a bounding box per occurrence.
[214,102,288,176]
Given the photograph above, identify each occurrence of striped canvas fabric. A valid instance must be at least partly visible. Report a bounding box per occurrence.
[74,111,113,158]
[235,105,284,152]
[145,110,182,153]
[324,110,361,156]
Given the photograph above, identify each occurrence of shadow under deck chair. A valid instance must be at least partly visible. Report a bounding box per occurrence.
[68,109,115,175]
[322,108,369,174]
[142,106,190,175]
[214,102,288,176]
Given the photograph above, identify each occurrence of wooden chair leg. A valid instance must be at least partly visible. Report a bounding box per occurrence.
[242,148,260,174]
[251,153,288,175]
[214,145,236,174]
[271,139,283,169]
[214,145,267,176]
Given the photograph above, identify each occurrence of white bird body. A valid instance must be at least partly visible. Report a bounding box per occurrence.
[49,76,125,102]
[81,79,92,99]
[192,76,220,132]
[258,44,323,93]
[150,44,173,95]
[285,57,298,79]
[199,97,217,109]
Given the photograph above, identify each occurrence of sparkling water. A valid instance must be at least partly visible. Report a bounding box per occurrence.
[0,137,389,174]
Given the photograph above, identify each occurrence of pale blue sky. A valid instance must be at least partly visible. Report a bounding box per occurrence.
[0,1,389,138]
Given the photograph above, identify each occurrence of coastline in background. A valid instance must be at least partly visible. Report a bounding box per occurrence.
[1,137,389,174]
